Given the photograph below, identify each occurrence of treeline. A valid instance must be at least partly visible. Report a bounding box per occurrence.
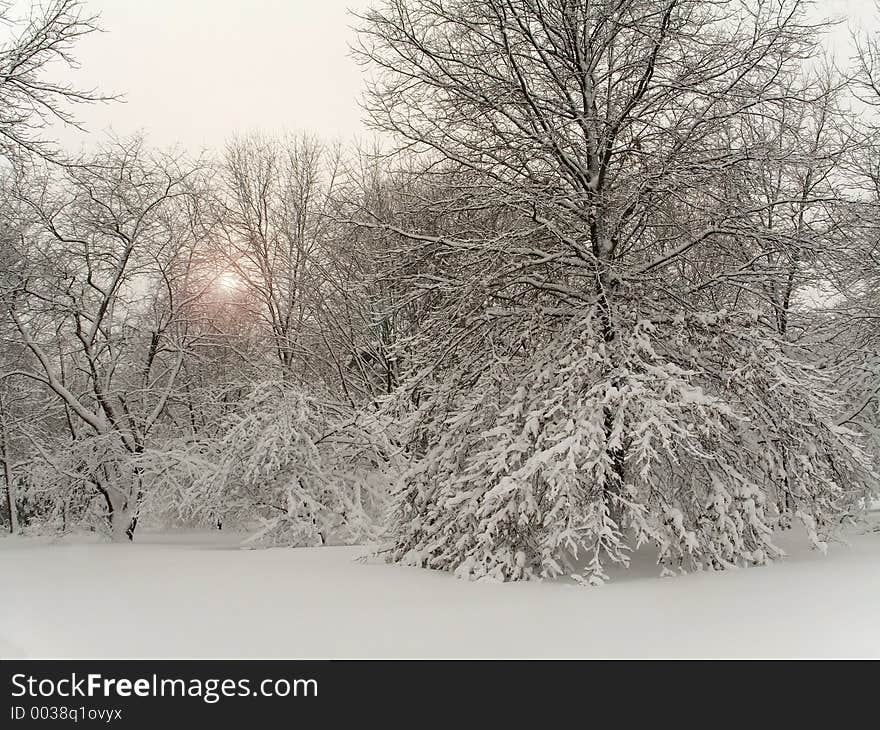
[0,131,410,543]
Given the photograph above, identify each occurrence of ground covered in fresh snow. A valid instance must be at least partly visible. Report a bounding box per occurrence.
[2,523,879,658]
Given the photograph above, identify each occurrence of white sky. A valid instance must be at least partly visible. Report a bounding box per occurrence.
[59,0,371,153]
[31,0,880,155]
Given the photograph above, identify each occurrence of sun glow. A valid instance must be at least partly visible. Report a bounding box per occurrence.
[216,271,241,293]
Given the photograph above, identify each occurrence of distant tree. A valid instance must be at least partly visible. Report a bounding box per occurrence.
[169,380,395,546]
[214,132,343,383]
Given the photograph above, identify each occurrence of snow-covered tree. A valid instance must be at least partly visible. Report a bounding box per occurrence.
[1,138,208,540]
[170,381,395,546]
[389,306,873,583]
[357,0,877,580]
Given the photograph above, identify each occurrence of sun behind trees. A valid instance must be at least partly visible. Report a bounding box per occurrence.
[0,0,878,584]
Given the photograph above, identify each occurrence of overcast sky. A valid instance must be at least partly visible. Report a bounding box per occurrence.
[41,0,880,155]
[58,0,370,153]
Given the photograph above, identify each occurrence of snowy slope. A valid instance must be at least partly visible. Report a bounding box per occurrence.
[1,525,878,658]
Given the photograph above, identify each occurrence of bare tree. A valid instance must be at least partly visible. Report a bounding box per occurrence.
[1,138,206,540]
[0,0,108,163]
[214,132,343,384]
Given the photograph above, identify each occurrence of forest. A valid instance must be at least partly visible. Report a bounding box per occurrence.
[1,0,879,587]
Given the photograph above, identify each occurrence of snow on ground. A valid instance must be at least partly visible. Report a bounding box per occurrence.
[1,523,878,658]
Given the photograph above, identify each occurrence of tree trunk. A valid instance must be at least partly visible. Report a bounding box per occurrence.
[596,240,626,522]
[3,471,18,535]
[0,421,18,534]
[108,499,136,543]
